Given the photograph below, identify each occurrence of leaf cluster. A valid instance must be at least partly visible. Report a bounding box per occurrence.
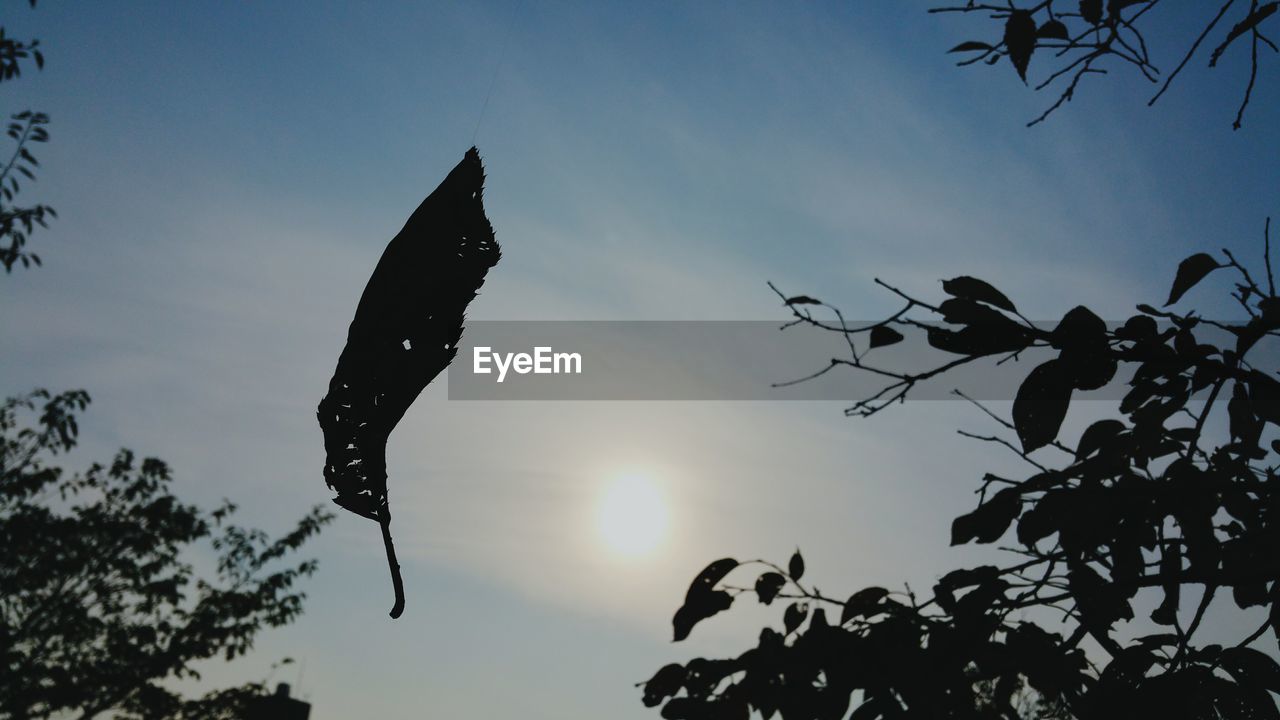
[1,2,55,273]
[1,390,334,719]
[0,3,43,85]
[646,223,1280,718]
[934,1,1278,128]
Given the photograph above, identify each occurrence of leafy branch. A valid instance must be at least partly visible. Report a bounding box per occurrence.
[934,1,1278,128]
[0,111,55,272]
[643,219,1280,719]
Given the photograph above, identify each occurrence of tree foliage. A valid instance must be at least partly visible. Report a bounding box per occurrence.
[1,7,331,717]
[934,1,1278,128]
[642,222,1280,718]
[0,0,55,273]
[0,389,333,719]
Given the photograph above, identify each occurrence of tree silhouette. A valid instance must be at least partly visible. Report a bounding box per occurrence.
[933,1,1277,128]
[0,0,54,272]
[1,6,332,717]
[642,230,1280,718]
[1,390,332,720]
[641,6,1278,716]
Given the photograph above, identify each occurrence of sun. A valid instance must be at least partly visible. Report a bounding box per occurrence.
[595,473,670,558]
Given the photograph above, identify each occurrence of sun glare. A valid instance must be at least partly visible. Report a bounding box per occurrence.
[595,473,670,558]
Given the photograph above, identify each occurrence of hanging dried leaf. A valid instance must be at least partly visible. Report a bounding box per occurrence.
[317,147,502,618]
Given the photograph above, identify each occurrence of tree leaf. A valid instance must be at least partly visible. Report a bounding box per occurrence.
[642,664,687,707]
[1075,419,1125,460]
[1016,490,1065,546]
[1246,370,1280,425]
[948,40,994,53]
[926,324,1030,357]
[672,559,740,641]
[1165,253,1220,306]
[869,325,904,348]
[1220,646,1280,694]
[1037,19,1069,40]
[1013,359,1073,452]
[941,276,1017,313]
[1051,306,1107,351]
[1070,563,1133,635]
[755,572,786,606]
[950,488,1021,545]
[840,587,890,624]
[939,297,1018,328]
[1115,314,1158,341]
[1053,306,1116,390]
[1228,381,1261,444]
[783,602,807,634]
[788,549,805,581]
[1004,10,1037,82]
[659,697,700,720]
[672,590,733,642]
[685,558,739,602]
[785,295,821,306]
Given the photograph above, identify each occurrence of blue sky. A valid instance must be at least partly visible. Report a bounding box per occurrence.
[3,2,1278,718]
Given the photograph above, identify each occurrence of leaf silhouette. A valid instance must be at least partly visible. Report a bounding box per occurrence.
[840,587,890,624]
[948,40,993,53]
[939,297,1015,327]
[941,275,1017,313]
[1037,19,1069,40]
[1013,359,1073,453]
[642,664,686,707]
[783,602,807,634]
[951,488,1021,545]
[318,147,500,619]
[685,558,739,601]
[672,591,733,642]
[1080,0,1103,25]
[788,549,805,581]
[785,295,822,306]
[1075,419,1125,460]
[869,325,904,348]
[1228,381,1261,444]
[1004,10,1037,81]
[1052,305,1116,392]
[671,558,740,641]
[1115,313,1157,341]
[1246,370,1280,425]
[1051,306,1107,351]
[926,324,1030,357]
[1165,253,1220,305]
[754,572,786,606]
[1016,490,1066,546]
[1220,647,1280,694]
